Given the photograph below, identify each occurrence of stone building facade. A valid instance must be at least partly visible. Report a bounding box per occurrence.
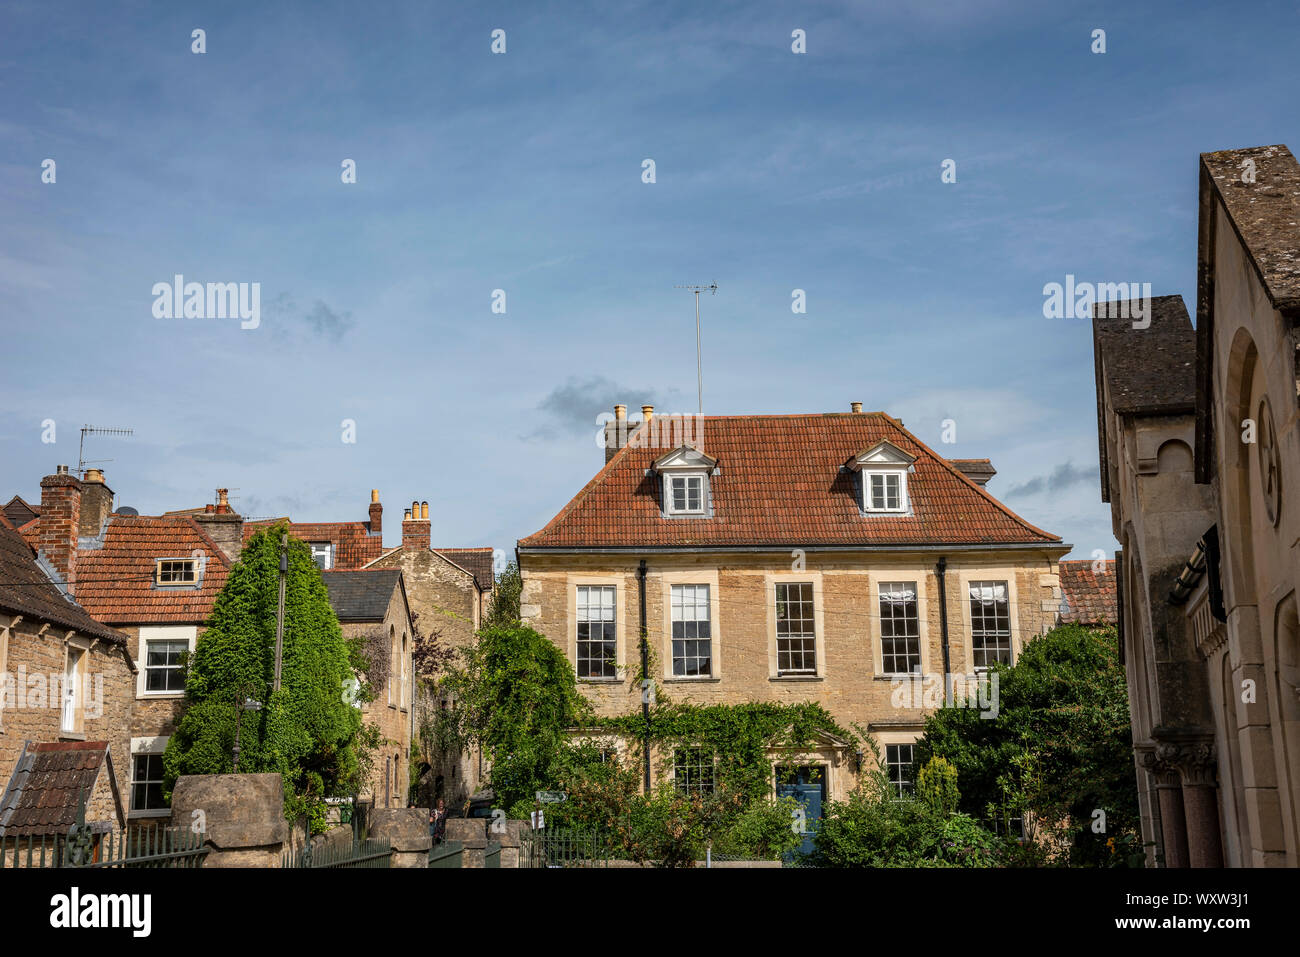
[519,406,1069,805]
[321,569,414,809]
[1092,143,1300,867]
[0,508,136,839]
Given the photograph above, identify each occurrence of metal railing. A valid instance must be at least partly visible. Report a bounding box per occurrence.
[1,826,207,869]
[429,840,464,868]
[282,836,391,868]
[521,828,610,868]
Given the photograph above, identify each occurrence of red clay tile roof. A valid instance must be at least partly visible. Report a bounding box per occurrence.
[0,515,125,644]
[72,515,231,624]
[519,413,1061,549]
[242,520,383,569]
[434,548,495,590]
[0,741,119,836]
[1058,559,1118,625]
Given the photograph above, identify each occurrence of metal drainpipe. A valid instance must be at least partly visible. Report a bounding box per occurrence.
[638,559,651,794]
[936,556,953,707]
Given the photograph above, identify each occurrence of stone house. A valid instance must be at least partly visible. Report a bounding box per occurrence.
[320,568,414,809]
[0,507,135,844]
[1091,143,1300,867]
[1057,559,1118,627]
[518,405,1069,809]
[9,467,233,826]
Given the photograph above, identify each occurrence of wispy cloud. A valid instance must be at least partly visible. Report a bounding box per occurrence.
[527,376,682,440]
[1005,461,1096,498]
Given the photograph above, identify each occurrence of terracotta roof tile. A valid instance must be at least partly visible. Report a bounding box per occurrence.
[0,741,112,837]
[1058,559,1118,625]
[519,413,1061,549]
[242,520,383,570]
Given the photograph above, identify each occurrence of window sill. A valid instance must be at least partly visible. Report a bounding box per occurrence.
[770,675,823,682]
[663,676,720,683]
[874,674,925,681]
[578,677,623,684]
[128,809,171,820]
[137,692,185,700]
[59,730,87,741]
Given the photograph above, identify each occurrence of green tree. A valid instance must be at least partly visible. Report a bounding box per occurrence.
[912,623,1140,866]
[434,622,590,811]
[482,560,522,629]
[162,525,368,825]
[917,756,960,816]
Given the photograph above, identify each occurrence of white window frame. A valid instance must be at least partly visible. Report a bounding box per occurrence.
[968,579,1013,671]
[0,617,9,730]
[575,584,618,679]
[774,581,818,676]
[669,583,713,677]
[863,469,908,513]
[673,747,716,795]
[61,638,91,736]
[665,473,707,515]
[129,736,171,818]
[309,542,334,570]
[137,625,198,698]
[878,581,922,676]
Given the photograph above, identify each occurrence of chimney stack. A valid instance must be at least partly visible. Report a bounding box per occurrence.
[369,489,383,539]
[194,486,243,563]
[605,404,632,464]
[39,466,82,591]
[403,498,431,550]
[850,402,863,413]
[641,404,654,424]
[78,468,114,537]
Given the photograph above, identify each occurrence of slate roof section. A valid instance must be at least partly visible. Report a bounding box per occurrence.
[434,548,496,590]
[0,741,118,837]
[1200,144,1300,315]
[321,569,403,622]
[2,495,39,528]
[243,520,383,570]
[72,515,231,624]
[1058,559,1118,626]
[1092,295,1197,416]
[0,515,125,644]
[519,413,1062,549]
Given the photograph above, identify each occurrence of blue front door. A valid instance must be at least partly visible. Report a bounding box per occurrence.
[775,766,825,858]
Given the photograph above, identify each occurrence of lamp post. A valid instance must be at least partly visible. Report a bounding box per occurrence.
[232,692,263,773]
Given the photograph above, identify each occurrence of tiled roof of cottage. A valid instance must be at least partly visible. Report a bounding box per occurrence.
[242,520,383,569]
[0,515,125,644]
[71,515,231,624]
[434,548,495,590]
[1201,144,1300,314]
[0,741,121,837]
[1058,559,1118,625]
[519,413,1061,549]
[321,569,403,622]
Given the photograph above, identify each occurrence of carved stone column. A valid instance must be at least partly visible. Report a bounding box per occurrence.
[1139,746,1188,868]
[1169,739,1224,868]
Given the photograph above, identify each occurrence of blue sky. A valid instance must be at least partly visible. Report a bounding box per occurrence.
[2,0,1297,561]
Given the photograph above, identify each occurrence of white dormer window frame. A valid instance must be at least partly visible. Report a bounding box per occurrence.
[849,440,916,515]
[653,445,718,518]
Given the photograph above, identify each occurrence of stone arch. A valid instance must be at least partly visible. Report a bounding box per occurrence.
[1220,325,1260,610]
[1156,438,1194,473]
[1271,593,1300,862]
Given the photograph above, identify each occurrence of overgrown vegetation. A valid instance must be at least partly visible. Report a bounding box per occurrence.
[162,525,373,828]
[912,623,1143,866]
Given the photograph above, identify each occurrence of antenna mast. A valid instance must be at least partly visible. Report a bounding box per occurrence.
[673,283,717,413]
[77,425,134,476]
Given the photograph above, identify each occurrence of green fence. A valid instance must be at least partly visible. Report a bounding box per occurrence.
[282,836,391,868]
[521,828,610,868]
[429,840,464,868]
[1,827,208,869]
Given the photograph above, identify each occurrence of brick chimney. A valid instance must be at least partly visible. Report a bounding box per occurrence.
[402,500,430,550]
[79,468,114,537]
[368,489,382,538]
[194,487,243,563]
[39,466,81,591]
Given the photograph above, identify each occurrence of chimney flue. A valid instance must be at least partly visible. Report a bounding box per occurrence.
[615,404,626,421]
[402,498,431,551]
[40,468,82,592]
[642,405,654,424]
[850,402,863,414]
[421,501,428,520]
[369,489,383,539]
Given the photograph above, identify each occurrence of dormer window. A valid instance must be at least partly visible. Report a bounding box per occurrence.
[849,440,915,515]
[309,542,334,570]
[653,445,718,518]
[155,558,196,585]
[668,475,704,514]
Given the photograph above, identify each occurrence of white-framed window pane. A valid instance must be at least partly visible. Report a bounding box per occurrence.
[576,585,617,678]
[674,747,715,795]
[775,582,816,674]
[879,582,920,674]
[131,752,167,811]
[671,584,712,676]
[144,639,188,693]
[61,647,83,732]
[886,743,915,798]
[869,472,901,510]
[670,475,703,512]
[309,542,333,570]
[969,581,1012,668]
